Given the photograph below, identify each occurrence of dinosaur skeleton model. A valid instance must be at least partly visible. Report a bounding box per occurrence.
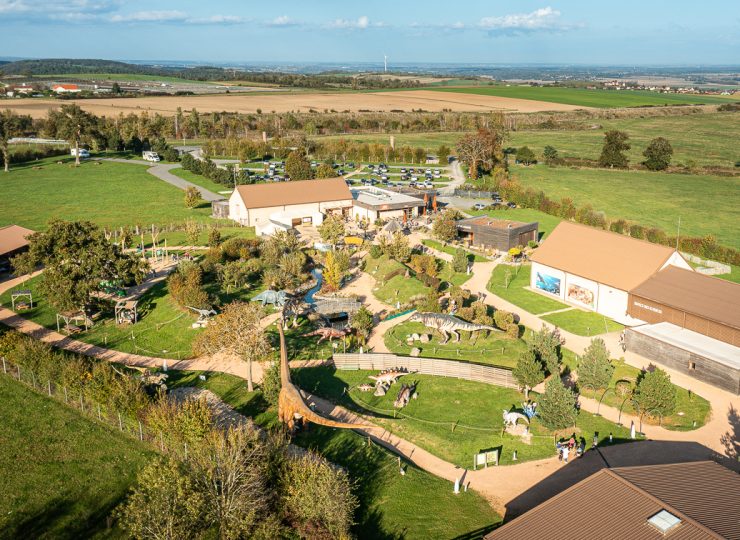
[368,368,411,386]
[502,410,530,427]
[409,312,499,344]
[394,382,417,409]
[303,326,351,343]
[277,311,375,432]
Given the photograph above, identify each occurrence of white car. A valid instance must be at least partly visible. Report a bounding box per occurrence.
[70,148,90,159]
[472,203,487,211]
[142,151,160,162]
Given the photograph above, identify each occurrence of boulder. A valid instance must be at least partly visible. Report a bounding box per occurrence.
[419,334,431,343]
[411,333,420,341]
[374,384,388,397]
[410,347,421,357]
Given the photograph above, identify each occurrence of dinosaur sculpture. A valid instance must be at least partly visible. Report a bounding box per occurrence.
[187,306,217,325]
[369,368,410,386]
[252,289,288,307]
[281,294,305,328]
[409,312,499,344]
[356,383,375,392]
[502,410,530,427]
[304,326,351,343]
[394,382,416,409]
[276,314,374,432]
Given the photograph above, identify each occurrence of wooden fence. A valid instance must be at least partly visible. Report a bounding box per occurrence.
[332,353,517,389]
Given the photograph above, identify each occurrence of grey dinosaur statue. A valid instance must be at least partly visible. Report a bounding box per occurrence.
[252,289,288,307]
[187,306,217,323]
[409,312,499,344]
[369,368,411,386]
[282,294,305,328]
[394,382,416,409]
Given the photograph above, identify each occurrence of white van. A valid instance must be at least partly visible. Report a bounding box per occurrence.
[70,148,90,159]
[142,151,161,162]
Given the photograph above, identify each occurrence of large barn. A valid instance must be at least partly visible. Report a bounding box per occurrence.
[0,224,34,272]
[228,178,354,236]
[529,222,691,323]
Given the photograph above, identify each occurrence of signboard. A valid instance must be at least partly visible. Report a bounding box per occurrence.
[474,449,499,470]
[535,271,561,296]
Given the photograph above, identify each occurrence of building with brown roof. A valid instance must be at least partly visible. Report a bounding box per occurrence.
[529,222,691,322]
[456,216,538,252]
[487,461,740,540]
[0,224,34,271]
[228,177,353,236]
[624,265,740,393]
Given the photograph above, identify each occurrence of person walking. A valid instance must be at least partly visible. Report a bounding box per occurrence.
[562,445,570,463]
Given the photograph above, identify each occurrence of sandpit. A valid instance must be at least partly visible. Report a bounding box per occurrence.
[4,89,587,119]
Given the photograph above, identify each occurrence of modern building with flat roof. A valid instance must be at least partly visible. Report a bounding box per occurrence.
[529,222,691,323]
[486,461,740,540]
[456,216,538,252]
[350,186,426,222]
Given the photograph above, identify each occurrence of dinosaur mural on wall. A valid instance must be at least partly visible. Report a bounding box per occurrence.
[409,312,499,343]
[276,313,375,432]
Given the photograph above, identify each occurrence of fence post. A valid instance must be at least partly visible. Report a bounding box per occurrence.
[118,413,123,431]
[48,380,52,396]
[80,393,84,412]
[17,365,21,381]
[184,443,188,459]
[138,421,143,442]
[2,356,6,374]
[98,404,102,421]
[64,386,68,402]
[160,432,165,452]
[31,371,35,388]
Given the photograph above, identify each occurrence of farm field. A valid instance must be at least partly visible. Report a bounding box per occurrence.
[429,86,734,108]
[168,370,502,539]
[314,111,740,168]
[512,165,740,249]
[0,376,152,539]
[293,367,638,469]
[34,72,221,84]
[3,89,587,119]
[0,158,213,231]
[466,208,563,241]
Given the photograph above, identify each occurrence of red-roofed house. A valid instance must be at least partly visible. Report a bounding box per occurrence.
[52,84,81,94]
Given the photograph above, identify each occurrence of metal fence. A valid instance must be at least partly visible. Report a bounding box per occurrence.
[332,353,517,389]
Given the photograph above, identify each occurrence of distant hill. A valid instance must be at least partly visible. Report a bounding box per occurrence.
[0,58,166,76]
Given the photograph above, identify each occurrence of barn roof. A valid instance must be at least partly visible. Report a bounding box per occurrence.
[0,225,35,257]
[530,221,679,291]
[233,177,352,210]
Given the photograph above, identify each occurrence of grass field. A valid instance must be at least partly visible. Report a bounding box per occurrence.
[384,320,528,368]
[170,167,234,195]
[0,157,213,231]
[314,111,740,168]
[578,360,711,431]
[429,86,734,108]
[512,165,740,249]
[542,309,624,337]
[487,264,568,315]
[466,208,563,242]
[293,367,638,468]
[422,239,489,262]
[0,376,152,539]
[168,370,502,539]
[33,72,218,84]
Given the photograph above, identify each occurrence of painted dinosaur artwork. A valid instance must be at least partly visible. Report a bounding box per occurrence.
[368,368,411,386]
[252,289,288,307]
[409,312,499,344]
[304,326,351,343]
[276,316,374,432]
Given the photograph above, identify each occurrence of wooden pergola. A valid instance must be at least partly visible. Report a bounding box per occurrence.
[115,299,139,325]
[312,298,362,316]
[56,310,91,335]
[11,289,33,310]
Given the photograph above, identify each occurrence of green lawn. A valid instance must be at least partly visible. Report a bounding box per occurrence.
[0,376,152,539]
[365,254,430,306]
[0,157,213,231]
[422,239,489,262]
[578,361,711,431]
[542,309,624,337]
[487,264,568,315]
[512,165,740,249]
[39,73,219,84]
[384,320,527,369]
[141,226,255,248]
[293,367,638,469]
[169,167,234,196]
[168,370,502,539]
[429,86,734,108]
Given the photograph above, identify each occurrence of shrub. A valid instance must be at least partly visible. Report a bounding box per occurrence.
[494,309,514,330]
[368,244,382,259]
[168,261,210,309]
[452,248,468,273]
[261,361,281,406]
[632,367,676,418]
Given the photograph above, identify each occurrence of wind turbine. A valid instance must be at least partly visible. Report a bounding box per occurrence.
[384,54,388,73]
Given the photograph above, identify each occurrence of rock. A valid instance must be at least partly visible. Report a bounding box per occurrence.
[420,334,430,343]
[374,384,387,397]
[410,347,421,357]
[411,333,420,341]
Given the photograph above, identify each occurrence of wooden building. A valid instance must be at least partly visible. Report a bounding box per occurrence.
[456,216,538,252]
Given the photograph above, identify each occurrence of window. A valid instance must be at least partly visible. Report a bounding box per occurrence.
[647,510,682,534]
[688,362,696,370]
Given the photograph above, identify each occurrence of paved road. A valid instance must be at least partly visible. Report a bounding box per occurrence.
[437,158,465,196]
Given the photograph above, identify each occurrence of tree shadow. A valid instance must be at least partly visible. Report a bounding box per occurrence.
[721,404,739,461]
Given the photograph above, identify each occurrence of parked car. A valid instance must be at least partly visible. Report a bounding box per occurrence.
[70,148,90,159]
[472,203,487,211]
[142,151,160,162]
[507,202,517,208]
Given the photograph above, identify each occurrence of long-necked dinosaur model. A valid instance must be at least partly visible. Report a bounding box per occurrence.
[276,319,375,431]
[409,312,500,344]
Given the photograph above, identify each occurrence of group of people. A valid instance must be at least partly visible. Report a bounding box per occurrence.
[522,401,538,420]
[555,435,586,463]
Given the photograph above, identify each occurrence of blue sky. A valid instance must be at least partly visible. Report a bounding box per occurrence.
[1,0,738,65]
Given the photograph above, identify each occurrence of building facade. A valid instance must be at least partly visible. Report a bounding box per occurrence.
[456,216,538,252]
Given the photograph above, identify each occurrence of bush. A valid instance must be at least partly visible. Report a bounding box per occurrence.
[452,248,468,273]
[260,361,281,407]
[368,244,382,259]
[494,309,514,330]
[168,261,210,309]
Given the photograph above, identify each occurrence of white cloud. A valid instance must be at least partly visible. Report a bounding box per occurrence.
[186,14,247,25]
[1,0,120,14]
[109,10,186,23]
[479,6,570,34]
[268,15,299,27]
[326,15,383,30]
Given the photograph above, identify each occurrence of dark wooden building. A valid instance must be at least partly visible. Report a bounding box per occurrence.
[625,265,740,394]
[456,217,538,252]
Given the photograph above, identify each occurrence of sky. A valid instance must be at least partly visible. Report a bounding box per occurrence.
[1,0,738,65]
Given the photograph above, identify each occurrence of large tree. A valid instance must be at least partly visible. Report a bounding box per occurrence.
[193,302,270,392]
[530,325,564,376]
[642,137,673,171]
[350,305,374,345]
[538,377,578,430]
[578,338,614,391]
[0,109,32,173]
[598,130,630,169]
[633,367,676,418]
[432,211,459,243]
[317,214,345,247]
[285,150,312,180]
[513,349,545,400]
[48,104,98,166]
[20,220,148,312]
